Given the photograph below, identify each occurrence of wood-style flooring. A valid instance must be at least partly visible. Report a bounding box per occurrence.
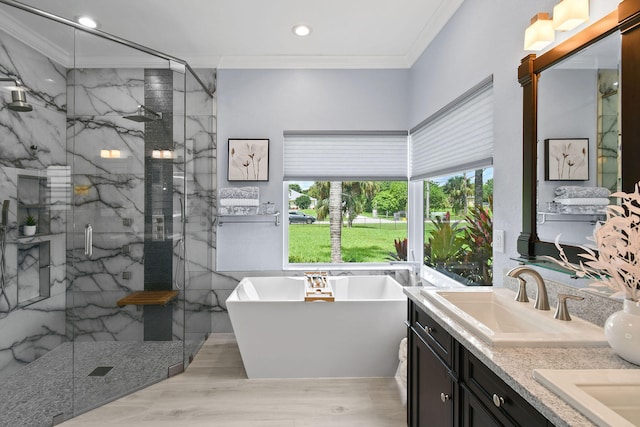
[61,333,407,426]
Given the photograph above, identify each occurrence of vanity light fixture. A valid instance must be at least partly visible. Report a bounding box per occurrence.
[292,24,312,37]
[524,13,555,51]
[553,0,589,31]
[77,16,99,29]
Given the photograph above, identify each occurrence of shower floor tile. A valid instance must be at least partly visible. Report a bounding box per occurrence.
[0,340,196,427]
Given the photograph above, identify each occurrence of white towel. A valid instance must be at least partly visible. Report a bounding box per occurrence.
[219,186,259,199]
[398,337,407,362]
[554,198,610,206]
[554,186,610,199]
[219,198,260,207]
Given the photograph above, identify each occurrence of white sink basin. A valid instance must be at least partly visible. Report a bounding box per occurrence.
[420,288,607,347]
[534,369,640,427]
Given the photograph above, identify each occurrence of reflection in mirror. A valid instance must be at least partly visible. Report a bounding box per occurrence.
[536,31,620,247]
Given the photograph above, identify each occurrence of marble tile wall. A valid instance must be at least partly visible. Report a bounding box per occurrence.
[0,28,68,379]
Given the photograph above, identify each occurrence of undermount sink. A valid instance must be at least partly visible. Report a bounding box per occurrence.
[534,369,640,427]
[420,287,607,347]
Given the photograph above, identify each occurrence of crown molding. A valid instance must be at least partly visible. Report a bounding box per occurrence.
[216,55,412,70]
[0,8,72,67]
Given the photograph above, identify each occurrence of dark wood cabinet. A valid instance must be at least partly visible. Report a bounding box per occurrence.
[409,328,455,426]
[408,301,551,427]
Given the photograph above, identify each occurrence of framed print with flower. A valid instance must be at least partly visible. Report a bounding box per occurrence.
[228,138,269,181]
[544,138,589,181]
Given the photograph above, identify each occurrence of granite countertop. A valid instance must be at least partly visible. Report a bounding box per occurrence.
[404,286,637,427]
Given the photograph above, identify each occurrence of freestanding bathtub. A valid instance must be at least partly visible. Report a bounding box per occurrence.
[226,275,407,378]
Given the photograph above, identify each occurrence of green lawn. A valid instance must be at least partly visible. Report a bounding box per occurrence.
[288,222,409,263]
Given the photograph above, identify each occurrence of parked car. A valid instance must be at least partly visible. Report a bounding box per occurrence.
[289,211,316,224]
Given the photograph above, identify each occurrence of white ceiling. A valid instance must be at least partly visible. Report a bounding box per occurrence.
[3,0,464,69]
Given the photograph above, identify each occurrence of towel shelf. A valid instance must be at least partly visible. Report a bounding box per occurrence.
[216,212,280,226]
[117,290,179,307]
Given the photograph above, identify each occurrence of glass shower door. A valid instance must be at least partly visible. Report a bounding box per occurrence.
[67,29,185,415]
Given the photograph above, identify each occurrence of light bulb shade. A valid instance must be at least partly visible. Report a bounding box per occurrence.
[524,13,555,51]
[553,0,589,31]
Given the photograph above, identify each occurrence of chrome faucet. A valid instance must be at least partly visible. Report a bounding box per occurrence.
[506,266,550,311]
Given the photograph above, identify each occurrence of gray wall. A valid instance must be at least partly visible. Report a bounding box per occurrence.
[216,69,410,270]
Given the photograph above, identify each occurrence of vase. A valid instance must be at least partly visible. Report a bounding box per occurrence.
[605,299,640,365]
[23,225,36,236]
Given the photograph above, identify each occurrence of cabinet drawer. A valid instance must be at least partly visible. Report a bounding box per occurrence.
[462,351,547,427]
[412,303,453,367]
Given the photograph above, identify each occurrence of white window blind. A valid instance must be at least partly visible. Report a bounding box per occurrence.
[410,77,494,180]
[283,131,408,180]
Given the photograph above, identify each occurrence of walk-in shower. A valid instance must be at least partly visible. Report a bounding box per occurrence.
[0,0,216,425]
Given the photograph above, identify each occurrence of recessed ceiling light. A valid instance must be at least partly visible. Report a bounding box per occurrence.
[292,24,312,37]
[77,16,99,29]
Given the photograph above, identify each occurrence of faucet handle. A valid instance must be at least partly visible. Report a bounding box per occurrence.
[554,294,584,321]
[514,277,529,303]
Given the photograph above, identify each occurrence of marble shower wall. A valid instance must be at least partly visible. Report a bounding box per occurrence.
[66,68,147,342]
[0,28,68,379]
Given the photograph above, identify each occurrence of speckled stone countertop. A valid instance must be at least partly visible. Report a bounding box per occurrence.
[404,287,637,427]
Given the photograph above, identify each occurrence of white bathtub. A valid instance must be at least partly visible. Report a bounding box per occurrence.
[226,275,407,378]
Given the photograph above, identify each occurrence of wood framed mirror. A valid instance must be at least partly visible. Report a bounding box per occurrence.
[518,0,640,264]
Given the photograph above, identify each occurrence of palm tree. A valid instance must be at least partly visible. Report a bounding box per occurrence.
[329,181,342,262]
[342,181,378,227]
[444,174,472,215]
[474,169,483,208]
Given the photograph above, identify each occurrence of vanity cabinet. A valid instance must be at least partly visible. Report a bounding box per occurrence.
[408,300,552,427]
[408,301,456,426]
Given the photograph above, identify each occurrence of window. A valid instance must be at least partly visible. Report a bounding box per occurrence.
[422,169,493,285]
[410,77,494,285]
[283,132,408,265]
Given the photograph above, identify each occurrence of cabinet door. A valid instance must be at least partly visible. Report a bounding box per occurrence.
[462,350,548,427]
[409,330,454,427]
[461,386,505,427]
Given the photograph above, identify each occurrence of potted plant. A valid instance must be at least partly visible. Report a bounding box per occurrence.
[23,214,37,236]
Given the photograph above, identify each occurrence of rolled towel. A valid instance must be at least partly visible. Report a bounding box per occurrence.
[398,337,407,362]
[554,186,610,199]
[554,197,610,206]
[219,186,259,199]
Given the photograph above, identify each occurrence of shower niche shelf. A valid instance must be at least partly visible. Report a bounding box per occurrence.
[216,212,281,226]
[17,171,51,236]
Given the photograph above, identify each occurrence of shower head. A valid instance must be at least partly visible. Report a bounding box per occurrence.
[1,78,33,112]
[8,88,32,112]
[123,105,162,122]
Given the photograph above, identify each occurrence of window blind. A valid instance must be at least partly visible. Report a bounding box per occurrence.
[410,76,494,180]
[283,131,408,180]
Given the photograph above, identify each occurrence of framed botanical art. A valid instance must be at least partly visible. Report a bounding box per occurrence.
[228,138,269,181]
[544,138,589,181]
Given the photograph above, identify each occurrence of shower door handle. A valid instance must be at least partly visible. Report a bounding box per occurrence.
[84,224,93,258]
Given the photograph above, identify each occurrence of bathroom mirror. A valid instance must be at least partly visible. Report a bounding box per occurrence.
[518,1,640,266]
[536,31,620,248]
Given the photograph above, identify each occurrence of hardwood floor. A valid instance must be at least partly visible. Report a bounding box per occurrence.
[61,333,407,426]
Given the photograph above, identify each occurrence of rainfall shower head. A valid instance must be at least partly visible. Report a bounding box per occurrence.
[123,105,162,122]
[1,78,32,112]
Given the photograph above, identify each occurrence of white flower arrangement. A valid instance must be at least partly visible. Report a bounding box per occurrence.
[546,182,640,302]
